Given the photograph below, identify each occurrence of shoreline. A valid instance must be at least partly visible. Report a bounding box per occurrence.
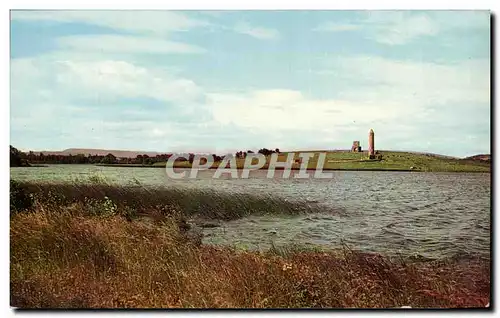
[92,163,490,173]
[17,150,490,173]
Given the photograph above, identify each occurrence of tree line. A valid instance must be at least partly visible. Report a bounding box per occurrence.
[10,145,282,166]
[10,146,30,167]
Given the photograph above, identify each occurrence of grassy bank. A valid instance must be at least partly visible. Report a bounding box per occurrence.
[10,182,490,308]
[99,151,490,173]
[10,181,320,221]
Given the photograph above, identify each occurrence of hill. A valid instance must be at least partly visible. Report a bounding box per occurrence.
[463,154,491,162]
[146,150,489,173]
[32,148,166,158]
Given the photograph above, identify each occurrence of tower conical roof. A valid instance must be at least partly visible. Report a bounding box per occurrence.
[369,129,374,134]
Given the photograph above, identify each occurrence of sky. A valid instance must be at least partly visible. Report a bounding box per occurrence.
[10,10,490,157]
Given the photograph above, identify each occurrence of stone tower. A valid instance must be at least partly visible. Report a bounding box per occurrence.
[368,129,375,159]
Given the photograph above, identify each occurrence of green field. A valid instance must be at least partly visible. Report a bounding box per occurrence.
[140,151,490,173]
[297,151,490,172]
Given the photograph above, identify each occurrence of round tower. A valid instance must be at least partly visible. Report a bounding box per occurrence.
[368,129,375,158]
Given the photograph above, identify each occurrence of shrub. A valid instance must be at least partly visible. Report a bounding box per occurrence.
[84,196,118,218]
[10,180,34,213]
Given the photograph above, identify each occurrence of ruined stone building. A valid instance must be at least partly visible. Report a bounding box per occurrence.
[351,141,362,152]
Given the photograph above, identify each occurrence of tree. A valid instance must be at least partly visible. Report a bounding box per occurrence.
[10,146,30,167]
[258,148,276,156]
[235,151,246,159]
[74,154,87,164]
[100,153,117,164]
[10,146,23,167]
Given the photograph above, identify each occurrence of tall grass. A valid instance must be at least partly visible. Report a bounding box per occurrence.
[10,181,490,308]
[11,180,321,220]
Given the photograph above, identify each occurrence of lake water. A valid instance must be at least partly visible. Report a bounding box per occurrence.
[11,165,491,260]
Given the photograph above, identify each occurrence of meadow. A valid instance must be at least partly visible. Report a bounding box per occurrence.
[10,180,490,308]
[142,151,490,173]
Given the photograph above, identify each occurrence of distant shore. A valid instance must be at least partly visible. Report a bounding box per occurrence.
[97,164,490,173]
[95,163,424,173]
[17,150,490,173]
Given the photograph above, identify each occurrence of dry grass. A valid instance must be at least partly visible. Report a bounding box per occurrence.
[10,183,490,309]
[11,181,320,220]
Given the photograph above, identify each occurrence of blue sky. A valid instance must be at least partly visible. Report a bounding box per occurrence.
[10,10,490,157]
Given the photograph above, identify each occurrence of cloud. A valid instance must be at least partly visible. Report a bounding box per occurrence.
[234,22,279,39]
[10,56,206,133]
[314,11,489,45]
[313,23,361,32]
[317,55,490,106]
[10,10,209,35]
[56,34,206,54]
[366,12,439,45]
[11,53,400,153]
[10,54,217,152]
[11,50,490,156]
[57,59,201,103]
[207,89,410,133]
[9,9,490,156]
[201,54,489,154]
[302,54,490,155]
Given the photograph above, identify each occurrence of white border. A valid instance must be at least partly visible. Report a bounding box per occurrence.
[2,1,497,317]
[3,0,497,10]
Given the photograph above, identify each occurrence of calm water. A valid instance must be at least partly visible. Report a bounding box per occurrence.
[11,165,491,259]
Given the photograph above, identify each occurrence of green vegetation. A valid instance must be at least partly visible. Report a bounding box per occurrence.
[319,151,490,172]
[10,182,490,308]
[11,143,489,173]
[12,146,173,165]
[10,181,321,221]
[146,151,491,173]
[10,146,30,167]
